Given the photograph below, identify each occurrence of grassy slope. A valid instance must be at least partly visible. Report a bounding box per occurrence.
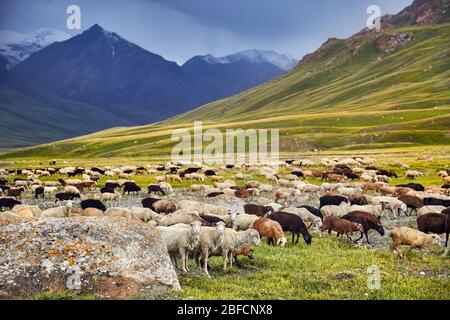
[0,78,132,149]
[1,23,449,159]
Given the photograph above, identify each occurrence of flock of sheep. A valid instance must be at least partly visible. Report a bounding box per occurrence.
[0,156,449,277]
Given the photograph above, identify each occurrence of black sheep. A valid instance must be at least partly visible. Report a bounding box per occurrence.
[343,172,360,180]
[244,204,274,217]
[185,167,201,174]
[81,199,107,212]
[0,197,21,211]
[7,187,24,199]
[348,195,369,206]
[200,214,226,226]
[268,211,312,245]
[207,192,225,198]
[292,171,304,178]
[0,179,7,186]
[297,205,323,221]
[417,212,449,248]
[319,195,348,208]
[226,164,235,169]
[55,192,80,202]
[123,182,141,195]
[35,186,45,199]
[376,170,398,178]
[423,197,450,207]
[142,197,161,210]
[100,187,116,194]
[365,166,378,171]
[91,167,105,175]
[148,185,165,196]
[396,183,425,192]
[204,170,216,176]
[341,211,385,244]
[105,182,120,190]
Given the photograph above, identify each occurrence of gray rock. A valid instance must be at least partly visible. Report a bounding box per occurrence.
[0,216,180,299]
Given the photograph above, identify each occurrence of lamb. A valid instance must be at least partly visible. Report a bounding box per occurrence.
[281,207,323,231]
[252,218,287,247]
[193,222,227,276]
[40,201,73,218]
[243,204,274,217]
[34,186,45,199]
[157,221,202,272]
[389,227,440,257]
[212,228,261,271]
[267,212,312,245]
[417,206,446,216]
[321,216,363,240]
[341,211,385,244]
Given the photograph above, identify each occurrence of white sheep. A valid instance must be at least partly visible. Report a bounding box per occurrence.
[12,204,42,217]
[157,221,202,272]
[159,212,203,226]
[39,201,73,218]
[212,228,261,271]
[282,207,323,231]
[130,207,162,223]
[194,222,227,277]
[101,192,121,201]
[417,206,446,216]
[368,196,407,218]
[233,214,261,231]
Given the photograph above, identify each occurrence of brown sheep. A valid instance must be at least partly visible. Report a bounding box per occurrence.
[389,227,440,257]
[235,189,255,198]
[153,200,177,214]
[321,216,363,240]
[398,195,423,216]
[252,217,287,247]
[82,208,104,217]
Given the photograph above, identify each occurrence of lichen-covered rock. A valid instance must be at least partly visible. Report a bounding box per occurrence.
[0,216,180,299]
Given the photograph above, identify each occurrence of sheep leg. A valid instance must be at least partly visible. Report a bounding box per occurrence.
[291,232,295,245]
[202,250,211,277]
[179,248,188,272]
[296,233,300,245]
[222,250,229,271]
[364,232,371,244]
[354,231,364,243]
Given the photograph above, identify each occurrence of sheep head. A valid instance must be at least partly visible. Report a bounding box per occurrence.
[277,237,287,247]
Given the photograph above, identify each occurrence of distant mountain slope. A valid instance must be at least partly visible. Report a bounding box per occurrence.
[0,74,132,149]
[11,25,295,126]
[0,28,71,69]
[183,50,296,103]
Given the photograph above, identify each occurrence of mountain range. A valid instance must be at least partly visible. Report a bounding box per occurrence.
[2,0,447,159]
[0,25,296,148]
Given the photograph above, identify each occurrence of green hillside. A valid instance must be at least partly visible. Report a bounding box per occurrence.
[0,76,132,149]
[1,23,449,159]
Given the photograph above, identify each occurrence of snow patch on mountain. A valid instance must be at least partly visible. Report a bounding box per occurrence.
[0,28,71,68]
[199,49,297,70]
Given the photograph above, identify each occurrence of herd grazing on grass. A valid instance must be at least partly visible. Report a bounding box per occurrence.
[0,157,449,277]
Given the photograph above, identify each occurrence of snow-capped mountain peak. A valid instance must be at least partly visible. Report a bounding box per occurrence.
[0,28,71,68]
[198,49,297,70]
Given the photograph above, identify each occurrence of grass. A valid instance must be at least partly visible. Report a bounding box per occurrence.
[170,236,449,300]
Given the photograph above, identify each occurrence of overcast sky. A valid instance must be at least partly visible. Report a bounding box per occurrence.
[0,0,413,64]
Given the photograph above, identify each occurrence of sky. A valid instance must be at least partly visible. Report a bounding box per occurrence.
[0,0,413,64]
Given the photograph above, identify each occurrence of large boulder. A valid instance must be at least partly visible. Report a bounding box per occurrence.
[0,216,180,299]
